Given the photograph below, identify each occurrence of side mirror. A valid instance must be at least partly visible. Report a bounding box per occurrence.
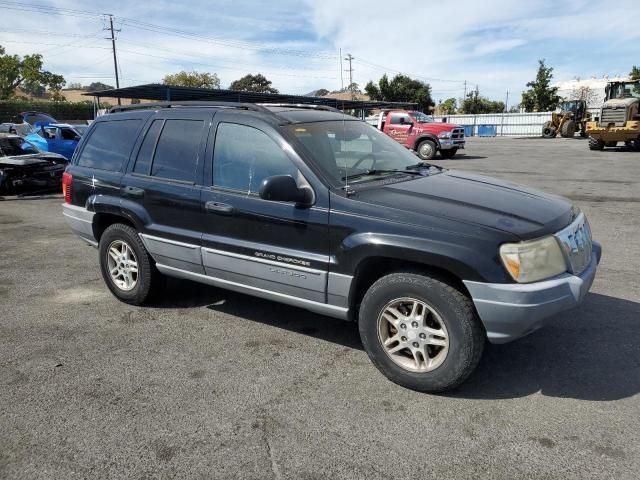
[259,175,314,206]
[74,135,81,141]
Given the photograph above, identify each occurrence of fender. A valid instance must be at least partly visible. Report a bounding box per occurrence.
[87,193,151,231]
[337,232,510,284]
[413,134,440,150]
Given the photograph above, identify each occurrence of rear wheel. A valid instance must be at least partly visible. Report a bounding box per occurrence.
[358,272,485,392]
[625,138,640,151]
[439,148,458,159]
[561,120,576,138]
[99,223,162,305]
[416,139,437,160]
[588,137,605,150]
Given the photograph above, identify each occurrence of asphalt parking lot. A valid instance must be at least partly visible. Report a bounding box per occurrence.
[1,136,639,479]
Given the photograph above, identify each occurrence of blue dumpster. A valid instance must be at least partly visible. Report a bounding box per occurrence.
[463,125,474,137]
[478,125,497,137]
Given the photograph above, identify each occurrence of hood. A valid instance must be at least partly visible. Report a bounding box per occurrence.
[413,122,461,134]
[603,97,639,108]
[354,170,573,239]
[0,152,68,167]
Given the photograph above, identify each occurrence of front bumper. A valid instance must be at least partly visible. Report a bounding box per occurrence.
[439,138,465,150]
[463,242,601,344]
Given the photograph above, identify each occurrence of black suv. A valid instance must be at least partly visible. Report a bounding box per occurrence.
[62,102,601,392]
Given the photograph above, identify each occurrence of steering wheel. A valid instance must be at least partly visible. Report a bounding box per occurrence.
[351,153,376,171]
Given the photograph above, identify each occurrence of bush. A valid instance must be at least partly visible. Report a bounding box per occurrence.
[0,99,94,123]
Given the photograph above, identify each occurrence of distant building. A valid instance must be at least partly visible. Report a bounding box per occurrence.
[554,76,630,108]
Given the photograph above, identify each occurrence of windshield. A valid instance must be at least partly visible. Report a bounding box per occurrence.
[410,111,434,123]
[0,137,40,156]
[287,120,433,186]
[609,82,640,99]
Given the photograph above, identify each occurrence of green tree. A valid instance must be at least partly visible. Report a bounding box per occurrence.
[0,45,65,99]
[629,66,640,80]
[163,70,220,89]
[86,81,114,91]
[440,97,457,114]
[365,74,434,112]
[314,88,330,96]
[520,59,560,112]
[460,88,505,114]
[229,73,278,93]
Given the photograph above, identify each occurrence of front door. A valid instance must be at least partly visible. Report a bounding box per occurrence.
[387,112,413,146]
[200,112,330,304]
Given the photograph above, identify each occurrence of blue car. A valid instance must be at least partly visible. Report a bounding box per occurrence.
[25,123,82,160]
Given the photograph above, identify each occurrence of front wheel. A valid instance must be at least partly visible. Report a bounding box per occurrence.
[416,139,437,160]
[440,148,458,159]
[358,272,485,392]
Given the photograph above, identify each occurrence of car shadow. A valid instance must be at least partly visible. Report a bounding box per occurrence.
[447,155,488,160]
[153,281,639,401]
[452,293,640,401]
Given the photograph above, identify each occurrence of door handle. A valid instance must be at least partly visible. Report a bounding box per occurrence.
[122,186,144,198]
[205,201,235,215]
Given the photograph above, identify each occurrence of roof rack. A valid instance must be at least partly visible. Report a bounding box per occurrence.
[259,103,343,113]
[108,101,273,114]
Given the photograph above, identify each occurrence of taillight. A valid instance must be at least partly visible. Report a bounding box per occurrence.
[62,171,72,204]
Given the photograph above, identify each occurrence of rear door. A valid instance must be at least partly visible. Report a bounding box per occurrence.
[123,109,212,274]
[59,126,80,160]
[199,112,331,304]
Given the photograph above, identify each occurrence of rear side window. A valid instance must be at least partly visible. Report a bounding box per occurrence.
[150,119,203,182]
[389,114,410,125]
[213,122,297,193]
[133,120,163,175]
[77,120,141,171]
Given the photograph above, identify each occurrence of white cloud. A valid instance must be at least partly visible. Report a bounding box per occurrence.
[1,0,638,101]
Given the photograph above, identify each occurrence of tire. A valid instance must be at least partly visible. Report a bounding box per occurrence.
[625,138,640,151]
[98,223,162,305]
[542,125,557,138]
[416,139,437,160]
[561,120,576,138]
[358,272,485,392]
[588,137,605,150]
[439,148,458,159]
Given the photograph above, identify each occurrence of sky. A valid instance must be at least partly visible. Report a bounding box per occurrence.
[1,0,638,106]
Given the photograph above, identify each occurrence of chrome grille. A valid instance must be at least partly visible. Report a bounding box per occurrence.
[451,128,465,139]
[554,213,593,275]
[600,107,627,127]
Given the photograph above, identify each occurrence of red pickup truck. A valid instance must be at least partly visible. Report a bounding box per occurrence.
[368,110,465,160]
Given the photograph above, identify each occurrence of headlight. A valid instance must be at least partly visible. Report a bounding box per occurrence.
[499,236,567,283]
[438,131,452,139]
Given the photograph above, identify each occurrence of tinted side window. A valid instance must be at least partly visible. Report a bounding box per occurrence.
[150,119,203,182]
[77,120,141,171]
[389,114,410,125]
[133,119,163,175]
[213,123,297,193]
[61,128,77,140]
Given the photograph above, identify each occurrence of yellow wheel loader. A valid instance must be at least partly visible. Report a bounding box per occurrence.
[586,79,640,151]
[542,100,590,138]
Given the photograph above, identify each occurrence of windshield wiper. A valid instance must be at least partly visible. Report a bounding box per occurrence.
[404,162,442,171]
[342,169,424,181]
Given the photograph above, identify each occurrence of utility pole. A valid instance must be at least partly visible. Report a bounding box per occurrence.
[463,80,467,99]
[339,48,344,92]
[105,14,121,105]
[344,53,354,99]
[501,90,509,136]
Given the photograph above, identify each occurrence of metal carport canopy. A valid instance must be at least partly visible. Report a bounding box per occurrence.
[83,84,418,111]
